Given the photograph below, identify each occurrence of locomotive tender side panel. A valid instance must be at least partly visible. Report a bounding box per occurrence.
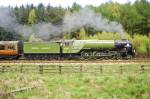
[23,42,60,54]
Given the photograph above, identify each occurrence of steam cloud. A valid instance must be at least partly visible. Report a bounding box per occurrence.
[63,8,124,34]
[0,7,124,41]
[0,8,17,29]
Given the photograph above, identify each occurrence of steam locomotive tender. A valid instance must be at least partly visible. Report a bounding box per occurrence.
[0,40,135,60]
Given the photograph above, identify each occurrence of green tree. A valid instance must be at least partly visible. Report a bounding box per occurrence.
[119,3,142,35]
[134,0,150,35]
[27,9,37,41]
[36,3,45,22]
[78,28,87,40]
[0,27,22,40]
[28,9,37,24]
[70,2,82,12]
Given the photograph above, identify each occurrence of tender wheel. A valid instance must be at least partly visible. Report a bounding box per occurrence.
[5,56,18,60]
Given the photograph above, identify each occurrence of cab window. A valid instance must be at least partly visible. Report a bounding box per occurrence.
[65,42,70,46]
[64,41,73,46]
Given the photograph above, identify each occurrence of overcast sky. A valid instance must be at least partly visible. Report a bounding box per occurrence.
[0,0,137,7]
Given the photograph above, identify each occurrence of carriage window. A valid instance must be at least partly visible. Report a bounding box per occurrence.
[7,45,16,50]
[0,44,4,50]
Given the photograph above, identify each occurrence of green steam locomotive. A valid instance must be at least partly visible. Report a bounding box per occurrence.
[0,39,135,60]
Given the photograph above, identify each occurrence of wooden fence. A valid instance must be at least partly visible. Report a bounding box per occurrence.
[0,65,150,74]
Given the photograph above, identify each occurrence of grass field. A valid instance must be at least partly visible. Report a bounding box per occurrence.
[0,63,150,99]
[0,69,150,99]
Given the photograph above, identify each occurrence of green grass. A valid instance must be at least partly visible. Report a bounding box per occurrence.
[1,72,150,99]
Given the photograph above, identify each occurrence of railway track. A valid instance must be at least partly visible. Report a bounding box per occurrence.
[0,59,149,65]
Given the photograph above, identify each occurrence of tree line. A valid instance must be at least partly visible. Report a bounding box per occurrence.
[0,0,150,39]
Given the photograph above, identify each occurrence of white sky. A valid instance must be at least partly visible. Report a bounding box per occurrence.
[0,0,136,7]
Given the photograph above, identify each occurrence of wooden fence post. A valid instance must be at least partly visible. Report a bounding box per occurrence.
[100,65,103,73]
[2,66,5,73]
[39,65,43,74]
[59,65,62,74]
[140,65,144,73]
[20,65,23,73]
[120,66,123,74]
[80,65,83,73]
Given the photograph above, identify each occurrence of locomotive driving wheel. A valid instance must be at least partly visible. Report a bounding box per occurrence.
[126,54,132,59]
[81,51,91,59]
[92,51,100,59]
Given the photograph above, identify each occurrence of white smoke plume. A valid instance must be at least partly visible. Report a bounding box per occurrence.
[0,7,17,29]
[63,8,124,35]
[0,7,124,41]
[0,7,62,40]
[14,23,62,40]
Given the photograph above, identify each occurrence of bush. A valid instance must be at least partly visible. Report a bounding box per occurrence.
[132,34,149,57]
[89,32,121,40]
